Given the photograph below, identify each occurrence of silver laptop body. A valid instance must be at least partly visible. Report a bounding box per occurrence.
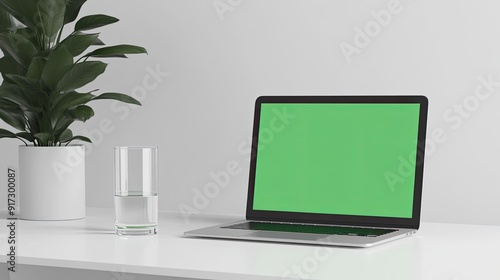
[185,96,428,248]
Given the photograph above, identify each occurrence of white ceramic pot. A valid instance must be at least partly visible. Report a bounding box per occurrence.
[19,145,85,220]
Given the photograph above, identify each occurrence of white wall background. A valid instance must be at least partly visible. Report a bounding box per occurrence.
[2,0,500,225]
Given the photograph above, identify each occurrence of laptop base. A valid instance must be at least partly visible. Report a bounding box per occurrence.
[185,220,417,248]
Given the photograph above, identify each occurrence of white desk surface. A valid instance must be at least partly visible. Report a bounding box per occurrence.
[1,208,500,280]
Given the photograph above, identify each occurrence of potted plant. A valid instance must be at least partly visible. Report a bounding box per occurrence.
[0,0,146,220]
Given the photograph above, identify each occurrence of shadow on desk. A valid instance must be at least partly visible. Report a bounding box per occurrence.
[1,263,184,280]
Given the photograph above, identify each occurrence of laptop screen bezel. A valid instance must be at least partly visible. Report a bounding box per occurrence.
[245,95,428,229]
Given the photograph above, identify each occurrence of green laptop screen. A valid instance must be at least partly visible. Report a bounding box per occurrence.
[252,103,420,218]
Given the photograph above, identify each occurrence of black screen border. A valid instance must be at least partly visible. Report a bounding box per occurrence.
[245,95,428,229]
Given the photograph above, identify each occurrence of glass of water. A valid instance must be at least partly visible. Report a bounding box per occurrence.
[114,147,158,235]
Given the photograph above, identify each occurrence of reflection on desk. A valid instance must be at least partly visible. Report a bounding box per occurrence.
[0,208,499,280]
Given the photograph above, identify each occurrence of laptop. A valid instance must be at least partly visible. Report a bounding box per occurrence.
[185,95,428,247]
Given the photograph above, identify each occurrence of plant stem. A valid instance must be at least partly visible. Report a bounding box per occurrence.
[16,137,28,146]
[75,55,87,64]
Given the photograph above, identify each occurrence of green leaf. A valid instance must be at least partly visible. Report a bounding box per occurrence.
[0,82,38,110]
[0,128,28,144]
[93,37,104,46]
[56,61,107,92]
[41,45,73,90]
[0,110,25,131]
[59,32,99,57]
[36,0,66,38]
[68,105,94,122]
[0,55,26,79]
[0,33,38,66]
[64,0,86,24]
[16,131,34,142]
[34,132,51,146]
[52,91,94,111]
[0,96,23,114]
[0,0,38,29]
[14,27,35,37]
[26,57,47,79]
[0,0,66,47]
[58,128,72,142]
[53,113,73,135]
[24,111,40,133]
[0,97,25,131]
[0,128,16,138]
[63,135,91,144]
[92,92,141,106]
[15,28,39,48]
[0,5,13,32]
[74,14,118,32]
[50,91,93,125]
[84,44,147,58]
[5,74,41,94]
[93,53,128,58]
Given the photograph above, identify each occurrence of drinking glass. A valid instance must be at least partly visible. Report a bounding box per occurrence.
[114,147,158,235]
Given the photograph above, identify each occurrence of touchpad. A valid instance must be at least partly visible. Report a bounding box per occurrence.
[242,231,327,241]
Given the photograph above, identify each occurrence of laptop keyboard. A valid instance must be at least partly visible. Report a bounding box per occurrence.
[222,221,395,237]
